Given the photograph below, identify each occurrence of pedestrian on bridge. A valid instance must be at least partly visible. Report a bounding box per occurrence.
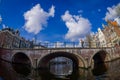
[81,39,84,48]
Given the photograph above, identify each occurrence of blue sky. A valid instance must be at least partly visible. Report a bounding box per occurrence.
[0,0,120,42]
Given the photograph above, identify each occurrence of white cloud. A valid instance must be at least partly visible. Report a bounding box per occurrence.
[23,4,55,34]
[0,15,2,23]
[104,3,120,20]
[2,24,8,28]
[49,5,55,17]
[61,11,91,41]
[78,10,83,13]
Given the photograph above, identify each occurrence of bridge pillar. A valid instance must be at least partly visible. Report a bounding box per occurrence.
[32,58,38,69]
[85,57,89,68]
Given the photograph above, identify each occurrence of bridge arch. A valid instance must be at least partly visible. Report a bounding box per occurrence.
[12,52,32,65]
[38,51,86,71]
[89,50,111,68]
[11,52,32,76]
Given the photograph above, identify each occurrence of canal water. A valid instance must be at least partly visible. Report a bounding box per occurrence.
[0,59,120,80]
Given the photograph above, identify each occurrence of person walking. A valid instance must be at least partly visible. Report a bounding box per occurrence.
[81,39,84,48]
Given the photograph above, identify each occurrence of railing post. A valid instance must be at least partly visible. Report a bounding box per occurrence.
[73,42,75,48]
[64,42,66,48]
[44,42,48,48]
[55,42,57,48]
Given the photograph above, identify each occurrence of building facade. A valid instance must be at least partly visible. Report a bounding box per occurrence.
[102,24,112,47]
[97,28,107,47]
[107,20,120,46]
[0,28,33,49]
[95,20,120,47]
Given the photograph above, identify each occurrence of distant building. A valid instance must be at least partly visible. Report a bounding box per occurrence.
[94,32,100,48]
[0,28,15,48]
[102,24,112,47]
[0,28,33,49]
[97,28,107,47]
[97,20,120,47]
[84,19,120,48]
[114,17,120,26]
[106,20,120,46]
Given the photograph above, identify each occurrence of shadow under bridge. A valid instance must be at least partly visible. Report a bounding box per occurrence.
[12,52,31,65]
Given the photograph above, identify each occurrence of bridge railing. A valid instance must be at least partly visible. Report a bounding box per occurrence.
[33,41,113,49]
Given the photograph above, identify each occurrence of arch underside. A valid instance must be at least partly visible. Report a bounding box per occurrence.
[90,50,111,68]
[11,52,32,76]
[38,52,85,70]
[12,52,31,65]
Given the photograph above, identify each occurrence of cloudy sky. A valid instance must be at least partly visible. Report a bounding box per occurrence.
[0,0,120,42]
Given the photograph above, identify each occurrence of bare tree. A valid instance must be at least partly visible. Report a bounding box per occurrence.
[85,34,92,48]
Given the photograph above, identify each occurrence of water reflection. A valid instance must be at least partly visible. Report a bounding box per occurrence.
[0,77,4,80]
[92,63,108,76]
[49,57,73,76]
[38,68,79,80]
[12,63,31,76]
[0,59,120,80]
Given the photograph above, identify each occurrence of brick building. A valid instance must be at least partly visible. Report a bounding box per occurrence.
[102,20,120,47]
[0,28,33,48]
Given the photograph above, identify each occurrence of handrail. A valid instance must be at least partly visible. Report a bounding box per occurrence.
[33,41,114,49]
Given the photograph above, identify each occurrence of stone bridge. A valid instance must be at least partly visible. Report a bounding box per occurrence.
[0,47,120,69]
